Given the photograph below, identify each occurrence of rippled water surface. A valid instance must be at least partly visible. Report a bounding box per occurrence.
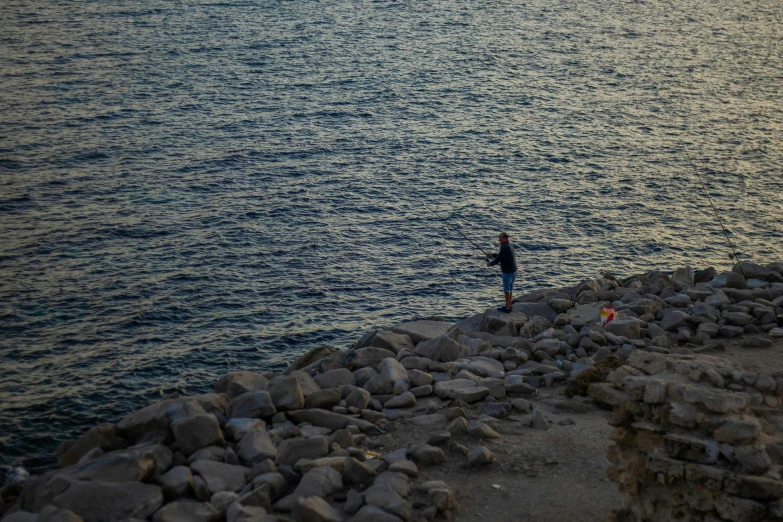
[1,0,781,476]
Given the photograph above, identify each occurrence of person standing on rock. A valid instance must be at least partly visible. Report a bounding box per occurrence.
[486,232,518,313]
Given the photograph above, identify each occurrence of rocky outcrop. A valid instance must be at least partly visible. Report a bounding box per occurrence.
[592,350,783,522]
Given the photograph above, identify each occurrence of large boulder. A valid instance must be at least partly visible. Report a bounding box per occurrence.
[152,500,220,522]
[287,409,379,434]
[116,398,208,443]
[159,466,194,501]
[214,371,269,399]
[453,357,505,379]
[227,391,277,419]
[290,370,322,398]
[284,346,339,375]
[603,319,643,339]
[189,461,250,496]
[733,262,783,282]
[512,302,558,322]
[369,331,415,354]
[313,368,355,389]
[659,310,690,332]
[378,358,409,385]
[390,320,453,344]
[27,480,163,522]
[224,418,264,442]
[266,375,305,411]
[518,317,551,338]
[433,380,489,403]
[615,298,663,317]
[275,467,343,512]
[171,415,224,456]
[56,425,119,468]
[413,335,464,363]
[354,348,396,370]
[276,436,329,467]
[707,271,748,289]
[292,496,344,522]
[236,425,277,465]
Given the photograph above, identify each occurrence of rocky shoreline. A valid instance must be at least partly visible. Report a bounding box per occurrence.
[2,261,783,522]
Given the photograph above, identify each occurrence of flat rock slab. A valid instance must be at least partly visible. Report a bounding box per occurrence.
[190,461,250,495]
[434,380,489,403]
[566,302,610,324]
[50,480,163,522]
[152,500,220,522]
[391,320,453,344]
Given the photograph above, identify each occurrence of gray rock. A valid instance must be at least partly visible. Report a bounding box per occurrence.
[409,385,433,398]
[215,371,269,399]
[172,414,224,456]
[266,375,305,411]
[153,500,220,522]
[363,485,410,520]
[660,310,690,331]
[345,388,372,410]
[291,370,322,398]
[116,397,208,443]
[236,426,277,465]
[413,334,464,363]
[407,369,433,388]
[362,374,393,395]
[306,388,342,409]
[159,466,194,500]
[314,368,356,389]
[454,357,505,379]
[355,348,396,369]
[428,487,458,512]
[603,319,642,339]
[384,392,416,409]
[379,358,409,384]
[531,410,550,430]
[287,409,379,434]
[388,460,418,478]
[374,471,410,498]
[276,436,329,467]
[467,421,501,439]
[193,476,210,501]
[518,316,550,338]
[225,418,264,442]
[343,457,377,486]
[41,480,163,522]
[502,375,537,395]
[400,357,430,371]
[211,492,239,515]
[408,444,444,465]
[369,330,415,354]
[349,505,403,522]
[708,270,748,289]
[433,380,489,403]
[252,472,290,500]
[390,320,453,344]
[38,506,83,522]
[56,425,118,468]
[446,417,468,435]
[344,489,363,515]
[276,466,343,512]
[725,312,754,326]
[293,496,345,522]
[190,461,250,496]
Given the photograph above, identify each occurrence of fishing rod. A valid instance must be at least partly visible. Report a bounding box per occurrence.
[405,190,492,258]
[682,148,747,279]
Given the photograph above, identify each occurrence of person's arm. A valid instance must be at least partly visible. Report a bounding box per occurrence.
[488,245,506,266]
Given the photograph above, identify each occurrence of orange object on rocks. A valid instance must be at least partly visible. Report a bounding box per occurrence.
[600,306,616,326]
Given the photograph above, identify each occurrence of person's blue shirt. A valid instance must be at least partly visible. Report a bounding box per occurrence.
[489,242,517,274]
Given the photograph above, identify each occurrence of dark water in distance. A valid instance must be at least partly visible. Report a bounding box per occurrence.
[1,0,781,477]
